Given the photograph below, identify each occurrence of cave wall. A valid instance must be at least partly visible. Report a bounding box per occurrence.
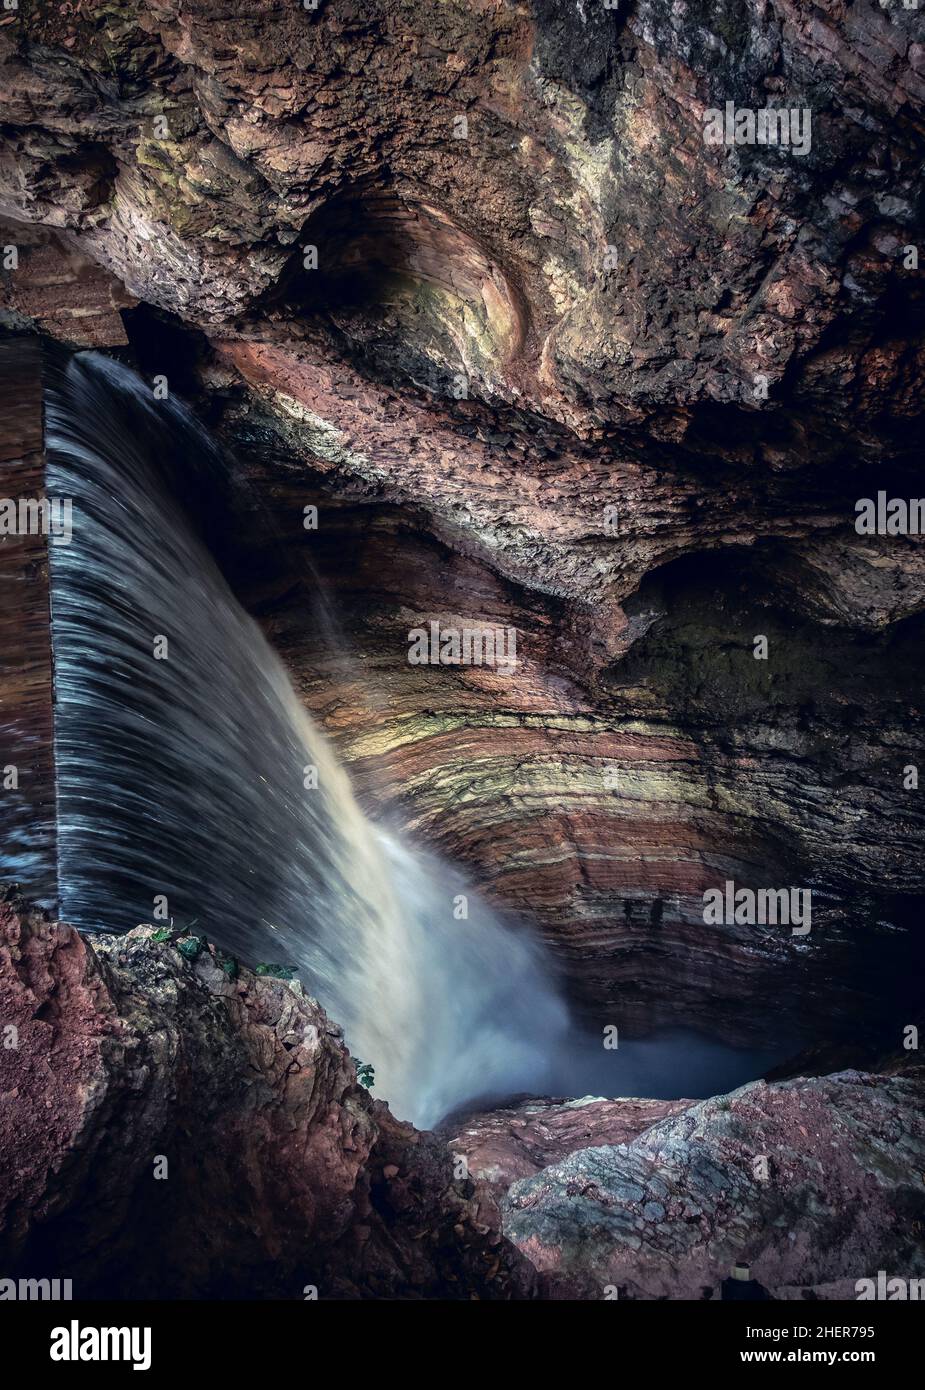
[1,1,924,1052]
[0,338,56,912]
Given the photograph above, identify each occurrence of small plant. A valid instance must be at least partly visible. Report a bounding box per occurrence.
[255,962,298,980]
[215,951,239,979]
[351,1057,375,1089]
[150,916,201,948]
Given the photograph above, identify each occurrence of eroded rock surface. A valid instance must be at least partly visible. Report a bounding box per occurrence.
[2,1,923,429]
[3,895,921,1301]
[1,3,924,1098]
[443,1095,691,1198]
[0,899,531,1299]
[464,1070,925,1300]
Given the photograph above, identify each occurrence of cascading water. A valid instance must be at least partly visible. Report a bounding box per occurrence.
[45,352,577,1127]
[44,351,785,1128]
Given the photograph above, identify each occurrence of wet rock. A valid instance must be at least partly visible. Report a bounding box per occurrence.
[1,1,924,1087]
[500,1069,925,1299]
[0,899,533,1300]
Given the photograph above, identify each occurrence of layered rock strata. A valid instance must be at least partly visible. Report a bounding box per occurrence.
[0,1,923,1053]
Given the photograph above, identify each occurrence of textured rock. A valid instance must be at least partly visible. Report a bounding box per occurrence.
[3,1,923,434]
[0,340,56,909]
[3,895,922,1303]
[223,468,925,1051]
[0,898,532,1299]
[499,1068,925,1300]
[442,1095,691,1199]
[0,217,136,347]
[1,2,924,1054]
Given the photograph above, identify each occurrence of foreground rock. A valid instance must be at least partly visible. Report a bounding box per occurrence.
[494,1070,925,1299]
[0,900,531,1299]
[443,1095,691,1199]
[3,897,922,1301]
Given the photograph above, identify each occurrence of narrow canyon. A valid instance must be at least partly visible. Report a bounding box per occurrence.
[1,0,924,1306]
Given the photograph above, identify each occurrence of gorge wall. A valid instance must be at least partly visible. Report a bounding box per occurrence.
[1,1,924,1061]
[3,900,922,1301]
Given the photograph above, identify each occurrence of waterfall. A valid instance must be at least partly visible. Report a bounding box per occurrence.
[45,352,574,1128]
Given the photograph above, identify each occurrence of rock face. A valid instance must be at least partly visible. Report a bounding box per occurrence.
[1,2,924,1152]
[454,1070,925,1300]
[2,1,923,433]
[0,340,56,911]
[0,899,531,1299]
[443,1095,692,1199]
[3,896,921,1301]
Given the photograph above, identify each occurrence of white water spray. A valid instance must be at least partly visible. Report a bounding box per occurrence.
[46,353,572,1126]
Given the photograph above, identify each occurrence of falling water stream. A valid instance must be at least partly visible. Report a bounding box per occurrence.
[44,352,779,1128]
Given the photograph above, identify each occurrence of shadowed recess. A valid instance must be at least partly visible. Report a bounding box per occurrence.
[43,352,778,1125]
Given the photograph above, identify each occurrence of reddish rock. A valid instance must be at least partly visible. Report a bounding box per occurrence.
[1,0,924,1085]
[499,1069,925,1300]
[4,896,919,1302]
[0,899,533,1299]
[442,1095,691,1198]
[0,218,135,347]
